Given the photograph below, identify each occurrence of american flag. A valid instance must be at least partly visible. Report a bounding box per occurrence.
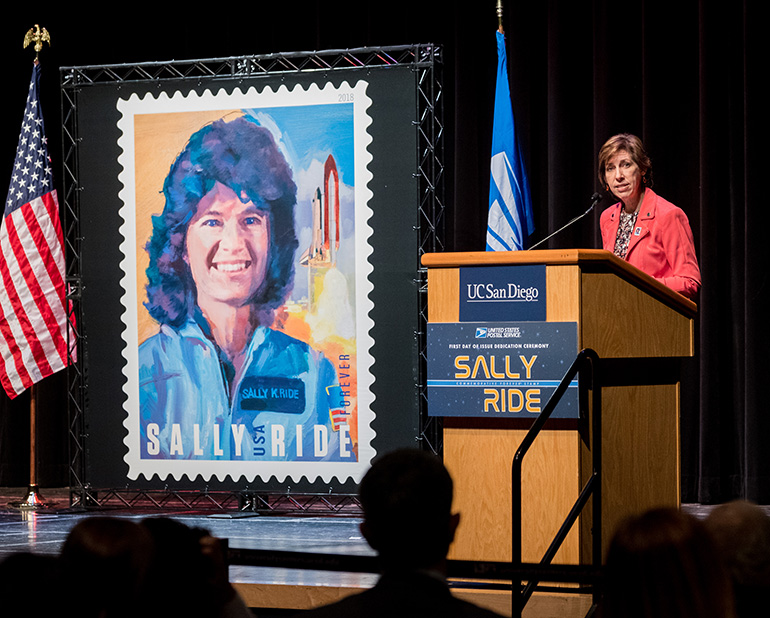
[0,62,70,399]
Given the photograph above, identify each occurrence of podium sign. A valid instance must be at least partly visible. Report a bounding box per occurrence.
[459,265,546,321]
[427,321,578,418]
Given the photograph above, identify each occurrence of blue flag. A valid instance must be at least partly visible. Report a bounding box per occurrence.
[487,30,534,251]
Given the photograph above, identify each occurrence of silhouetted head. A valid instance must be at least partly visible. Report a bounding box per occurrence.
[359,448,459,572]
[0,552,66,617]
[60,517,154,618]
[705,501,770,618]
[602,507,735,618]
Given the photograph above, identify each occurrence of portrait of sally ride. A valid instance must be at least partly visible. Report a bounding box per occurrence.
[115,83,376,482]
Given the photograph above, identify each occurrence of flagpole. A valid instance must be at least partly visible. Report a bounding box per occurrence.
[9,25,53,511]
[497,0,504,33]
[10,385,47,509]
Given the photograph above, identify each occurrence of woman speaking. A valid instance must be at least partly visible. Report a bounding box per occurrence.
[598,134,701,300]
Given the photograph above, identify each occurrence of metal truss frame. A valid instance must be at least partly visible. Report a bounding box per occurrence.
[67,486,363,515]
[60,83,86,501]
[60,44,445,511]
[413,48,446,456]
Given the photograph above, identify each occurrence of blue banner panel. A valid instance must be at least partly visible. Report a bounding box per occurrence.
[459,265,546,322]
[427,321,578,419]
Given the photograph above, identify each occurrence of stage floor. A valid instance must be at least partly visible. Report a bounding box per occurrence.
[0,488,377,589]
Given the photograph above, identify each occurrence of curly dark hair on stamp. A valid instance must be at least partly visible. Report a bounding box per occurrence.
[144,115,299,327]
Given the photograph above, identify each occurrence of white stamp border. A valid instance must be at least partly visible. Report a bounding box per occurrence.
[116,81,376,483]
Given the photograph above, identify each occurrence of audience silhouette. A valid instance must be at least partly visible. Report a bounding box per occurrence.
[600,507,735,618]
[54,515,251,618]
[296,447,504,617]
[9,469,770,618]
[0,551,67,617]
[59,517,154,618]
[140,516,251,618]
[704,501,770,618]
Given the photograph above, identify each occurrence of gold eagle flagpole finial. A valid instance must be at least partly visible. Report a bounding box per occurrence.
[23,24,51,63]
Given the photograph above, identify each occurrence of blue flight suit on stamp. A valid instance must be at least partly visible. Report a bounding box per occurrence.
[138,317,349,461]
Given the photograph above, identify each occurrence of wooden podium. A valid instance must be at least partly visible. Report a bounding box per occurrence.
[421,249,697,565]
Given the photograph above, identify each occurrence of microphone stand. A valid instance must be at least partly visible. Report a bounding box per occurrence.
[528,193,603,250]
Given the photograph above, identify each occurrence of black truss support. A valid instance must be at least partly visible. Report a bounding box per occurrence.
[60,45,444,511]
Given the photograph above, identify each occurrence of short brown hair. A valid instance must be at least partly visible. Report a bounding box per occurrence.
[597,133,653,189]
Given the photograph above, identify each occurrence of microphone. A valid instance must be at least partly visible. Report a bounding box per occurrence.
[527,192,603,250]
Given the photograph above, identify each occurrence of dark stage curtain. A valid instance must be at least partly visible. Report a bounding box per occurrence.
[0,1,764,502]
[450,0,765,504]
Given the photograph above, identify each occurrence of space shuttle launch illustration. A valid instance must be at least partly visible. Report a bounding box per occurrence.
[301,154,340,268]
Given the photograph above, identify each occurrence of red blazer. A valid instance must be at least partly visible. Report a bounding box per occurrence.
[600,189,701,300]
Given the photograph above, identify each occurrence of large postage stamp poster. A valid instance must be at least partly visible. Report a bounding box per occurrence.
[116,83,376,482]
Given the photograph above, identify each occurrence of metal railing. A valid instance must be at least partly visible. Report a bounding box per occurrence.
[511,348,603,617]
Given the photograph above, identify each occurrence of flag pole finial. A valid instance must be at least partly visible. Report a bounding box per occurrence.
[23,25,51,63]
[496,0,504,33]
